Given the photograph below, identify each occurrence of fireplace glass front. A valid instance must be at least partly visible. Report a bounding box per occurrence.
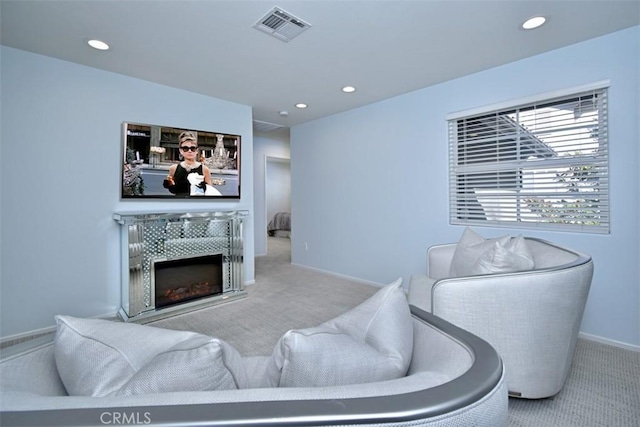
[153,254,223,309]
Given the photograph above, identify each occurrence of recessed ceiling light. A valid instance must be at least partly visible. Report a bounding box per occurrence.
[522,16,546,30]
[87,39,110,50]
[279,110,289,117]
[342,86,356,93]
[295,103,308,109]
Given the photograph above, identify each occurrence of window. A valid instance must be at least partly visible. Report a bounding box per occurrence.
[448,82,609,233]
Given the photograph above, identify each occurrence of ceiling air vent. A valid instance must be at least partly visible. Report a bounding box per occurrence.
[253,120,286,133]
[253,6,311,42]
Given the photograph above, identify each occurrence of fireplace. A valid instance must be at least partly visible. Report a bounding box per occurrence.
[114,210,247,322]
[153,254,223,309]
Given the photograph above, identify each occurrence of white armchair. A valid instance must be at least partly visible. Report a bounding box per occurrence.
[409,237,593,399]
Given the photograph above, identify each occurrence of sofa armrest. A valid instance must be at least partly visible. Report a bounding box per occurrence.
[427,244,457,280]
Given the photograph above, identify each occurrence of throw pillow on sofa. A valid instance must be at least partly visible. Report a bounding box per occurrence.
[449,227,534,277]
[53,315,248,397]
[263,278,413,387]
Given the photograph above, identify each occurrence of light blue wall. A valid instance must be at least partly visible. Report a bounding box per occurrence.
[253,130,290,256]
[291,26,640,348]
[0,47,254,339]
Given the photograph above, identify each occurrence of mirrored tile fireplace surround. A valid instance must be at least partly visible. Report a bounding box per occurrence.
[113,210,248,322]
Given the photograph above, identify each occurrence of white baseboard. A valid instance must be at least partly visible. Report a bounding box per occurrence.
[244,279,256,286]
[290,262,385,289]
[579,332,640,352]
[0,311,118,347]
[0,325,56,346]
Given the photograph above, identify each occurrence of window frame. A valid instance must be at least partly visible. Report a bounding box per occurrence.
[447,81,610,234]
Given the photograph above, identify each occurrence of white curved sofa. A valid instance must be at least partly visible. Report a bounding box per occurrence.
[409,236,593,399]
[0,307,507,426]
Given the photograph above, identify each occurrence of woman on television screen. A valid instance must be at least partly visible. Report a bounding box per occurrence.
[163,131,219,196]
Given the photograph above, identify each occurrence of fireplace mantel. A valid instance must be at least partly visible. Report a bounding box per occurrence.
[114,210,248,322]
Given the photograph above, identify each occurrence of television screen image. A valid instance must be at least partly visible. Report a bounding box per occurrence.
[121,122,241,199]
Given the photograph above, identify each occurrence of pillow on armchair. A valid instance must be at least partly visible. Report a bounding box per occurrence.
[473,234,534,274]
[263,278,413,387]
[449,227,534,277]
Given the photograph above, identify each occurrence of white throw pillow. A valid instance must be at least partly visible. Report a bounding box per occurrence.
[113,335,245,396]
[449,227,510,277]
[449,228,535,277]
[472,234,535,274]
[263,278,413,388]
[53,315,247,396]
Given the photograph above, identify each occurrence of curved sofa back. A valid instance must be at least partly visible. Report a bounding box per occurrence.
[0,308,506,426]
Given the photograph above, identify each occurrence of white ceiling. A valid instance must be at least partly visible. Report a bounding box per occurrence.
[1,0,638,129]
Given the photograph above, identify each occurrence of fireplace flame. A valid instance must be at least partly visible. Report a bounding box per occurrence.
[160,281,219,304]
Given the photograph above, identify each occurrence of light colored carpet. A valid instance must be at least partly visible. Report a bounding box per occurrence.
[508,338,640,426]
[152,237,640,427]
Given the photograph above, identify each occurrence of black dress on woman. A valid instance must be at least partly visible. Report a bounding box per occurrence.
[163,163,204,196]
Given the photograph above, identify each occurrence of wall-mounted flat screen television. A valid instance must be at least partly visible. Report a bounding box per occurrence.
[121,122,240,199]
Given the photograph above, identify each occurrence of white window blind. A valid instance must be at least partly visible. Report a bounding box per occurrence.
[448,84,609,233]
